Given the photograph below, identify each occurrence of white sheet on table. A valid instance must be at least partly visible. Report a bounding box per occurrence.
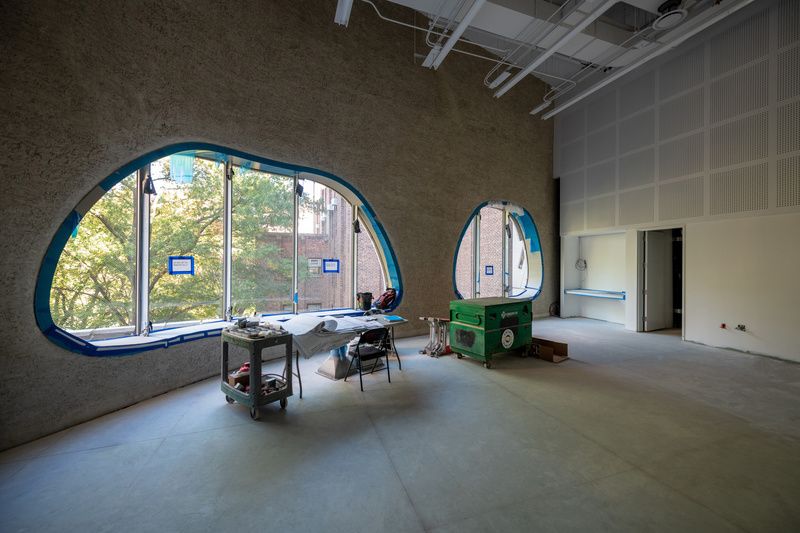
[276,314,337,335]
[264,315,386,358]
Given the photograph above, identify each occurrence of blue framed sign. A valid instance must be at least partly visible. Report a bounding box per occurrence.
[323,258,340,273]
[168,256,195,275]
[484,265,494,276]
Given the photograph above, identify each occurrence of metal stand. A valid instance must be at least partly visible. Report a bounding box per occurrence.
[419,316,451,357]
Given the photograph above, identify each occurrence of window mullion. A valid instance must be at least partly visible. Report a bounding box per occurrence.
[222,160,232,321]
[473,214,480,298]
[134,164,151,335]
[351,205,358,308]
[292,174,300,315]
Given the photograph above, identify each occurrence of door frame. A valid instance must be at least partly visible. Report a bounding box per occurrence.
[637,225,686,337]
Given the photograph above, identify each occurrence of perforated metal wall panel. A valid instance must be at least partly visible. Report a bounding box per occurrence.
[560,169,585,202]
[710,61,768,123]
[777,100,800,155]
[659,88,704,140]
[659,176,704,220]
[710,112,768,168]
[586,195,616,229]
[560,138,585,173]
[587,91,617,132]
[659,46,705,100]
[560,108,586,144]
[619,72,654,118]
[561,201,585,234]
[709,9,769,77]
[710,163,769,215]
[587,125,617,164]
[777,155,800,207]
[551,0,800,234]
[619,110,654,154]
[619,187,655,225]
[777,0,800,49]
[777,46,800,102]
[586,160,617,197]
[659,132,704,181]
[619,148,655,189]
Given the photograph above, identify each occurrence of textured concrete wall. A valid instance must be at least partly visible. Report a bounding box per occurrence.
[0,0,554,449]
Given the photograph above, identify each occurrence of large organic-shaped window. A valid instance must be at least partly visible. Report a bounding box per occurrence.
[37,145,401,355]
[454,202,543,300]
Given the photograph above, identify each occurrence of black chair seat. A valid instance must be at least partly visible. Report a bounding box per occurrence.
[349,345,384,360]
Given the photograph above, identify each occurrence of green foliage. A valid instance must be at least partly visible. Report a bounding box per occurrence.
[50,157,368,331]
[50,175,137,329]
[231,169,294,315]
[149,159,223,324]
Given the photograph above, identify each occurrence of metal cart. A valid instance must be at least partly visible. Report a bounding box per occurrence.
[221,329,293,420]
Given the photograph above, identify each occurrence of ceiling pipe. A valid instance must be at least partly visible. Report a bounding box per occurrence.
[430,0,487,70]
[494,0,618,98]
[541,0,755,119]
[334,0,354,27]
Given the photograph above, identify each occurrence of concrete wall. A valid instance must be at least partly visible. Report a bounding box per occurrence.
[685,213,800,361]
[0,0,555,449]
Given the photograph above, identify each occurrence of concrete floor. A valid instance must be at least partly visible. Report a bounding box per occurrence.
[1,317,799,532]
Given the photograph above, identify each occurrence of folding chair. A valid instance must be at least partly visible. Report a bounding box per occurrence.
[344,327,391,391]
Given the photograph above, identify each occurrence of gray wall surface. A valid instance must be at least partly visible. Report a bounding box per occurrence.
[0,0,555,450]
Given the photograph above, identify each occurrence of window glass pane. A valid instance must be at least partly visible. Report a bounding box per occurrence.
[297,180,353,311]
[356,216,386,301]
[478,206,504,297]
[149,156,224,325]
[50,173,137,333]
[231,167,294,315]
[509,218,529,297]
[455,221,474,299]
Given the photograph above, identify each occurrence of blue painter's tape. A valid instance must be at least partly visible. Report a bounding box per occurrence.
[452,202,544,301]
[36,142,403,356]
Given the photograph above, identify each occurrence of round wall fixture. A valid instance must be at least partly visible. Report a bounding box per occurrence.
[652,9,688,31]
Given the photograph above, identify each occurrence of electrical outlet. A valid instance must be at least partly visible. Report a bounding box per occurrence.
[735,324,746,332]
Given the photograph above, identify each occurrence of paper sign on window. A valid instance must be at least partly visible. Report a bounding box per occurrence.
[484,265,494,276]
[323,258,340,273]
[168,256,195,275]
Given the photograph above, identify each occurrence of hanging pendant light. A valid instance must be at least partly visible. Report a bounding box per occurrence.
[143,173,157,195]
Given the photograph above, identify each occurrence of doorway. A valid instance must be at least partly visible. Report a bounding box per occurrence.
[641,228,683,333]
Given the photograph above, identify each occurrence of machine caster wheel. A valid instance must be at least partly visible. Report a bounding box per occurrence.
[280,398,287,410]
[225,395,235,404]
[250,407,260,420]
[483,362,492,369]
[456,353,463,359]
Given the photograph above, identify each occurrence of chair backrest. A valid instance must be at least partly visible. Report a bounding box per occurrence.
[358,327,389,346]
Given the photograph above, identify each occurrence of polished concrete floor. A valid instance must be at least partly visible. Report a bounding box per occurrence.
[1,318,799,532]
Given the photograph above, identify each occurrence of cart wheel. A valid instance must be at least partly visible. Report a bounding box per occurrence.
[456,353,463,359]
[280,397,287,410]
[249,406,260,420]
[225,395,235,404]
[483,361,492,369]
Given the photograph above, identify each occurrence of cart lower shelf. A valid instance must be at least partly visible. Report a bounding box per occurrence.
[221,380,289,420]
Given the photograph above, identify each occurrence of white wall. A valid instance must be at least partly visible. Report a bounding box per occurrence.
[576,233,626,324]
[553,0,800,358]
[685,213,800,361]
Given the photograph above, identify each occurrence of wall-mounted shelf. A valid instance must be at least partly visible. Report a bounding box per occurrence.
[564,289,626,300]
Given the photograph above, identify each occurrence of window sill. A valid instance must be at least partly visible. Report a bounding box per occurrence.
[74,308,370,355]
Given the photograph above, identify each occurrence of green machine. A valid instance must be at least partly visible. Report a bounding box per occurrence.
[449,297,532,368]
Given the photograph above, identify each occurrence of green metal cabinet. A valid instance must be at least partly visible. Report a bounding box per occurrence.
[449,297,532,368]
